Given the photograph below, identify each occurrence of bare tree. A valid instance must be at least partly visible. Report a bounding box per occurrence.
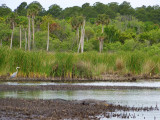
[27,4,40,50]
[71,16,83,45]
[10,22,14,49]
[25,28,27,51]
[19,25,22,48]
[47,22,49,51]
[0,39,2,46]
[27,16,31,51]
[8,13,17,49]
[78,19,85,53]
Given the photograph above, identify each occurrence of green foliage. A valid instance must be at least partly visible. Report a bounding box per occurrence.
[59,6,82,19]
[7,12,18,28]
[0,22,11,44]
[40,15,54,31]
[82,5,98,19]
[105,25,120,43]
[51,39,72,52]
[144,22,159,32]
[85,26,94,40]
[96,14,110,25]
[1,1,160,54]
[15,2,27,16]
[70,16,84,30]
[17,16,28,27]
[47,4,62,18]
[118,1,135,15]
[138,29,160,45]
[122,39,137,51]
[84,41,94,51]
[27,2,42,18]
[35,31,48,50]
[106,42,122,51]
[0,4,12,17]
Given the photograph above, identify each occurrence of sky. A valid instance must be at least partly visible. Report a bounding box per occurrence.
[1,0,160,11]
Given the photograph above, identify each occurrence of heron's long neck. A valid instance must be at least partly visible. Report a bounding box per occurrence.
[16,68,18,72]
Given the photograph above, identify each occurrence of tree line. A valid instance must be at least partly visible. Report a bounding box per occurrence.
[2,1,159,24]
[0,1,160,53]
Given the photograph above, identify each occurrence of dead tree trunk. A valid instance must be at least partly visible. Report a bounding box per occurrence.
[78,26,82,53]
[99,39,101,53]
[28,17,31,51]
[102,24,104,33]
[32,16,35,49]
[0,39,2,46]
[99,23,105,53]
[101,40,103,51]
[20,25,22,49]
[47,22,49,51]
[78,20,85,53]
[10,22,14,49]
[99,37,104,53]
[76,27,79,44]
[81,20,85,53]
[25,29,27,51]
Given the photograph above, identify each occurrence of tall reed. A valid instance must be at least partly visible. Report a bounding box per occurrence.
[1,47,160,79]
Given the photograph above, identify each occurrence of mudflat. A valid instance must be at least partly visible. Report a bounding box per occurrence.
[0,98,158,120]
[0,84,158,92]
[0,84,159,119]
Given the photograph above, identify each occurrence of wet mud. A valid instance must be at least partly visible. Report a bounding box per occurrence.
[0,98,159,120]
[0,84,158,92]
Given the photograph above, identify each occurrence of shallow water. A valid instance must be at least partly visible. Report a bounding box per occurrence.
[1,81,160,88]
[0,81,160,120]
[0,89,159,107]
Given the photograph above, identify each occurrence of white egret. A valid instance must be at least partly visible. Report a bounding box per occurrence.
[10,67,20,78]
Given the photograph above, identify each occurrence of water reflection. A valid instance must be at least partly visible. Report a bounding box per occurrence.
[0,89,160,107]
[0,91,42,99]
[1,81,160,88]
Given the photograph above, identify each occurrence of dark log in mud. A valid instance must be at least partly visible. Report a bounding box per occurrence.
[0,98,158,120]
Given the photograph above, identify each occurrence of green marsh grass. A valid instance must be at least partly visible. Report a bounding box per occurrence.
[124,51,146,74]
[0,47,54,77]
[1,47,160,79]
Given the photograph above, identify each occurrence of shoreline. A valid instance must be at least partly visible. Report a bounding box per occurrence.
[1,74,160,82]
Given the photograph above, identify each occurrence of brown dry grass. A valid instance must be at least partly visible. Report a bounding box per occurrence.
[142,60,156,75]
[116,58,125,71]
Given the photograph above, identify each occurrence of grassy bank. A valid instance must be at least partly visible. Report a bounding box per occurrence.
[0,47,160,79]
